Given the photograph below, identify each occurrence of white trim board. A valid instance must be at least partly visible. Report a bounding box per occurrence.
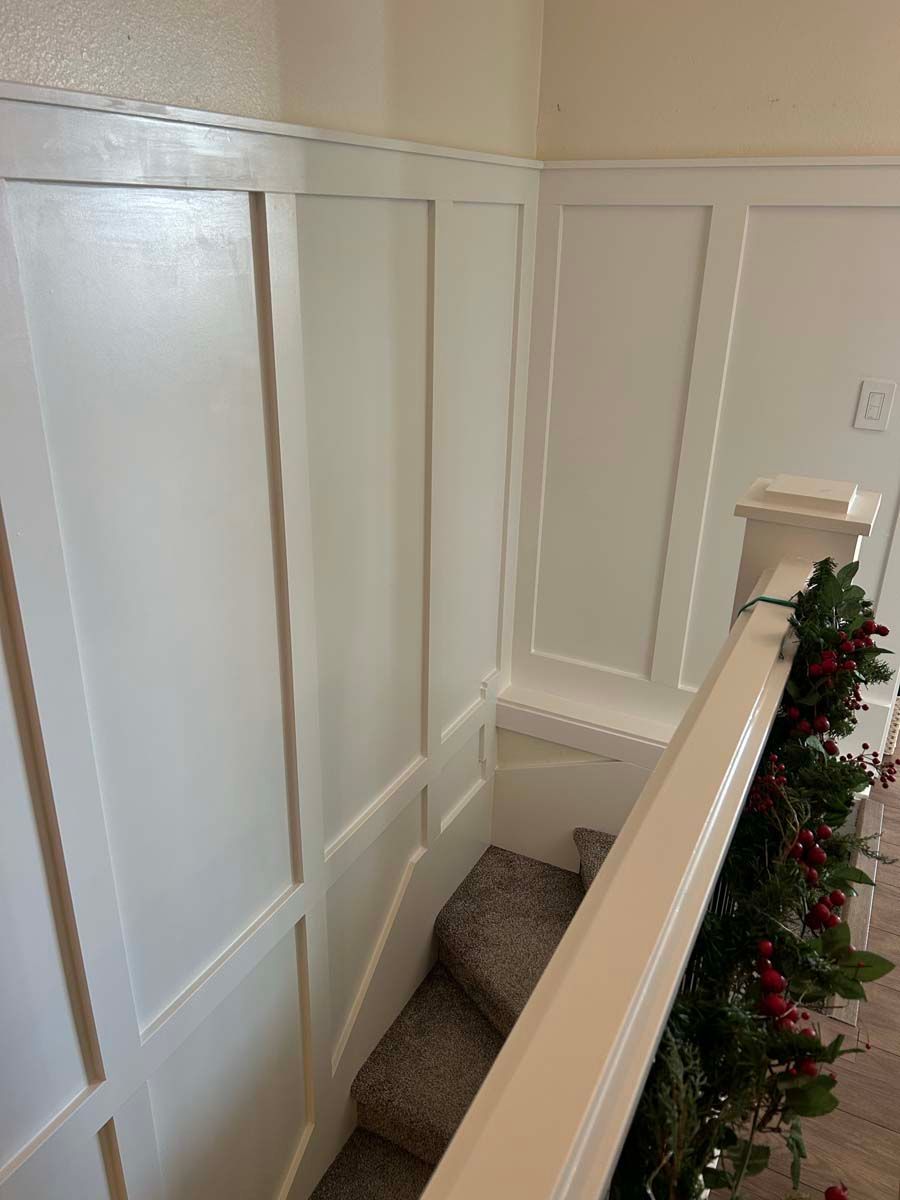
[0,81,541,170]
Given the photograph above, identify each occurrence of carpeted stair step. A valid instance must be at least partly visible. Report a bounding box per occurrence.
[351,963,503,1166]
[434,844,583,1035]
[573,827,617,891]
[310,1129,432,1200]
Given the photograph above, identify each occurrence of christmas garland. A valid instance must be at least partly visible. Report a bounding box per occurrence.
[610,559,897,1200]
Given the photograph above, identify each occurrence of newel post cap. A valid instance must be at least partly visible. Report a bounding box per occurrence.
[734,475,881,537]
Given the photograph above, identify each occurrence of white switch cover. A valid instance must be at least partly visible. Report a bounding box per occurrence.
[854,378,896,431]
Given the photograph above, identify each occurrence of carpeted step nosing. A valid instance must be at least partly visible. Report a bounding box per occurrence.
[434,844,584,1035]
[351,963,502,1166]
[310,1129,432,1200]
[573,826,617,891]
[313,833,615,1197]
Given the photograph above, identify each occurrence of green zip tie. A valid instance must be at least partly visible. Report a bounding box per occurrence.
[735,594,798,658]
[736,595,798,617]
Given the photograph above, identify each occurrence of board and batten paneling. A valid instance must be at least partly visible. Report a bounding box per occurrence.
[9,181,296,1033]
[298,194,429,849]
[532,204,708,680]
[0,85,538,1200]
[512,163,900,758]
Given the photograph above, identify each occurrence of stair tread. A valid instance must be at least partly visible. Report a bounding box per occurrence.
[352,963,503,1165]
[310,1129,432,1200]
[573,826,617,891]
[435,844,583,1035]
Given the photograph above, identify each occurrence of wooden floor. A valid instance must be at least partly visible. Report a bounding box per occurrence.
[733,786,900,1200]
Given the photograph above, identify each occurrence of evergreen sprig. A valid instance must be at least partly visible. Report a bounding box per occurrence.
[611,559,897,1200]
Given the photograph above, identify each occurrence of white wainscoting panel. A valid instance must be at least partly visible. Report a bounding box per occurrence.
[298,195,430,849]
[512,162,900,758]
[684,204,900,694]
[0,85,537,1200]
[532,204,709,681]
[0,609,89,1167]
[433,202,520,735]
[432,728,485,831]
[9,180,296,1033]
[326,796,424,1057]
[149,928,308,1200]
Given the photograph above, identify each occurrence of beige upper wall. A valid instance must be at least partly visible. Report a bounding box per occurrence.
[538,0,900,160]
[0,0,544,157]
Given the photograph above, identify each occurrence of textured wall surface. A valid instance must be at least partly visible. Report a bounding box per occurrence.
[0,0,544,156]
[538,0,900,159]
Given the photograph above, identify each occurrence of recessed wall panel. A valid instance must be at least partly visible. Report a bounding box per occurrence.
[0,626,88,1168]
[533,204,709,679]
[435,202,519,733]
[432,729,483,829]
[9,183,293,1029]
[325,796,423,1049]
[297,195,429,844]
[684,206,900,689]
[149,929,307,1200]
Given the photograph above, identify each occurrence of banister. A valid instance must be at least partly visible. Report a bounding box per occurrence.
[421,555,810,1200]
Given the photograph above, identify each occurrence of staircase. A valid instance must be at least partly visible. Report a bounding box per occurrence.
[311,830,616,1199]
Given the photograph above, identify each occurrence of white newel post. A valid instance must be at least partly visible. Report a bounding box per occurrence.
[732,475,882,622]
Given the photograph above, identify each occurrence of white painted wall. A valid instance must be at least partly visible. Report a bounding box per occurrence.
[0,0,544,157]
[0,88,537,1200]
[538,0,900,160]
[513,162,900,760]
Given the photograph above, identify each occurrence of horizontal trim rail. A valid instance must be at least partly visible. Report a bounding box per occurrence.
[422,556,811,1200]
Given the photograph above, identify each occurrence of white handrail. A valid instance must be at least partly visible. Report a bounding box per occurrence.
[422,555,811,1200]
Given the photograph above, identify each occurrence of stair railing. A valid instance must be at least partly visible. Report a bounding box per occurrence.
[422,475,881,1200]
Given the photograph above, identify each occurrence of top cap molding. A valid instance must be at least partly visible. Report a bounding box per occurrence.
[735,476,881,536]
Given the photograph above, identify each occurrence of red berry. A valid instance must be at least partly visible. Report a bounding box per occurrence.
[814,715,830,733]
[777,1010,799,1031]
[799,1057,818,1076]
[825,1187,849,1200]
[787,706,801,721]
[809,662,824,677]
[760,968,787,993]
[789,841,804,859]
[825,912,842,928]
[759,993,789,1018]
[798,719,812,734]
[807,845,828,866]
[788,1066,798,1077]
[830,890,846,907]
[823,740,839,755]
[841,660,857,671]
[817,824,833,840]
[757,939,774,958]
[863,619,877,635]
[819,894,833,909]
[812,901,832,923]
[840,641,855,653]
[806,867,819,885]
[799,828,815,845]
[877,624,890,637]
[800,1027,816,1037]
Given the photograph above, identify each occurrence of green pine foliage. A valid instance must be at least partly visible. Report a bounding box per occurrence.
[611,560,897,1200]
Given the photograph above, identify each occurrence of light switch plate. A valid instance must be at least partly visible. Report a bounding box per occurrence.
[854,378,896,431]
